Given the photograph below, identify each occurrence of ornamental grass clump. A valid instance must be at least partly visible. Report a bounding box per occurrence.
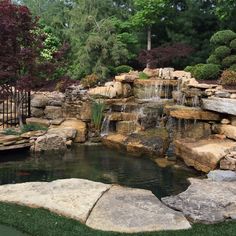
[219,70,236,86]
[91,100,105,131]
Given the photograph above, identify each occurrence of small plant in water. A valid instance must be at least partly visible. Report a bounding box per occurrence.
[91,100,105,131]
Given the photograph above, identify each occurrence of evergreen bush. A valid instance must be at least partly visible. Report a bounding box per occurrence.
[230,39,236,50]
[191,64,220,80]
[206,55,220,65]
[210,30,236,45]
[214,46,231,59]
[115,65,133,75]
[222,55,236,68]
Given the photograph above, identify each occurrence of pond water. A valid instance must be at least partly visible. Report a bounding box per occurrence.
[0,144,199,199]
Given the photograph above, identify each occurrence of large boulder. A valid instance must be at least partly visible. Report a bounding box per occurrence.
[32,134,67,152]
[207,170,236,182]
[26,117,50,128]
[31,107,44,118]
[115,71,139,83]
[31,94,48,108]
[86,186,191,233]
[47,127,77,140]
[165,105,221,121]
[143,68,159,78]
[44,106,63,120]
[212,124,236,141]
[60,119,87,143]
[102,128,170,158]
[202,97,236,115]
[174,138,236,173]
[162,178,236,224]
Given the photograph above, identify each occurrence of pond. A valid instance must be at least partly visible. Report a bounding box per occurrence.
[0,144,199,199]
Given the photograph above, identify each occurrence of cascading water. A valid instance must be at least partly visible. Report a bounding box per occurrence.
[143,80,164,101]
[100,115,111,137]
[101,109,112,137]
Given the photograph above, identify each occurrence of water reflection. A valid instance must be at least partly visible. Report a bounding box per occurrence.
[0,145,199,198]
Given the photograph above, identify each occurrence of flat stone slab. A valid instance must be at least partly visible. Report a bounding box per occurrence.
[0,142,31,151]
[0,179,191,233]
[174,138,236,173]
[202,97,236,115]
[162,178,236,224]
[0,179,111,223]
[207,170,236,182]
[86,186,191,233]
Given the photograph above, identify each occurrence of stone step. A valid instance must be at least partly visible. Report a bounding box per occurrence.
[0,179,191,233]
[174,138,236,173]
[202,97,236,115]
[165,105,221,121]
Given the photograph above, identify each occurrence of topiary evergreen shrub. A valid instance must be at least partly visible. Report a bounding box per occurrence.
[206,55,221,64]
[210,30,236,45]
[230,39,236,50]
[115,65,133,75]
[222,55,236,68]
[214,46,231,59]
[187,64,220,80]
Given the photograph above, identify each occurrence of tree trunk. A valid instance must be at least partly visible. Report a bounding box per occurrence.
[147,26,152,68]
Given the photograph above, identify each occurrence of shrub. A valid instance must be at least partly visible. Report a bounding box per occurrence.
[222,55,236,68]
[81,74,100,88]
[115,65,133,75]
[91,100,105,131]
[184,66,195,74]
[193,64,220,80]
[206,55,221,65]
[210,30,236,45]
[214,46,231,59]
[229,64,236,72]
[20,124,48,133]
[139,72,149,80]
[219,70,236,86]
[230,39,236,50]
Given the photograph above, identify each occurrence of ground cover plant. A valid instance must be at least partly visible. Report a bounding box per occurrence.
[0,203,235,236]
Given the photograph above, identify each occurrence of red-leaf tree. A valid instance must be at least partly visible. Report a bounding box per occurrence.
[0,0,69,125]
[138,43,194,69]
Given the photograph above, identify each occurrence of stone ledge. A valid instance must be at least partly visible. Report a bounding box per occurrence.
[0,178,191,233]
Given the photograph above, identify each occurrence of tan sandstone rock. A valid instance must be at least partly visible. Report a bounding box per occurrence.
[174,138,236,173]
[60,119,87,143]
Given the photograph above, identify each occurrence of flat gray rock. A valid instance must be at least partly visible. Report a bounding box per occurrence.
[162,178,236,224]
[86,186,191,233]
[0,179,111,223]
[207,170,236,182]
[202,97,236,115]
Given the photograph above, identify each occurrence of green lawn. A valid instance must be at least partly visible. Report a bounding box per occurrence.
[0,202,235,236]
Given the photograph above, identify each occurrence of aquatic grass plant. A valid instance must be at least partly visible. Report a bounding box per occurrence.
[91,100,105,131]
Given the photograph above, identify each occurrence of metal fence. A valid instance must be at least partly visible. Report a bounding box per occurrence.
[0,86,31,128]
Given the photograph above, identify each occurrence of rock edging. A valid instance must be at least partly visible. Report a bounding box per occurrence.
[0,178,190,233]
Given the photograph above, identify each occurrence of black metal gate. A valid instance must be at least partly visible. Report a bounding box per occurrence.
[0,86,31,128]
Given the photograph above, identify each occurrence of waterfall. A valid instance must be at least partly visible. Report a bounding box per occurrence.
[143,80,164,101]
[191,95,200,107]
[100,115,111,137]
